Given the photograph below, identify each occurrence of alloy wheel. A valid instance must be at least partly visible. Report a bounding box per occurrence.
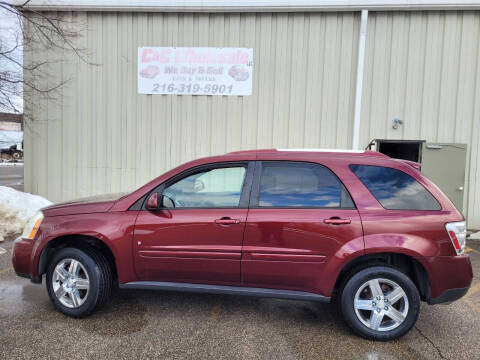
[353,278,409,332]
[51,258,90,308]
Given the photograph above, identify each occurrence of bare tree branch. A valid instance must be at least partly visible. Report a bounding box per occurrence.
[0,2,88,114]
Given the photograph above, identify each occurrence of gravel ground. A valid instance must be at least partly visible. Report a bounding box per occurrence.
[0,237,479,360]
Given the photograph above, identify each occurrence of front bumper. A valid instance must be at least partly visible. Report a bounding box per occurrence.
[12,236,43,283]
[11,236,34,278]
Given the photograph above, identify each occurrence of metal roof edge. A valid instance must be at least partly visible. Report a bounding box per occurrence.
[7,0,480,12]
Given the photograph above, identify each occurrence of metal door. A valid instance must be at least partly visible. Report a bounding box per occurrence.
[421,143,467,211]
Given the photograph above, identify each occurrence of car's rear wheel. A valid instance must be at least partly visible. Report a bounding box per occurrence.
[46,247,112,317]
[340,266,420,341]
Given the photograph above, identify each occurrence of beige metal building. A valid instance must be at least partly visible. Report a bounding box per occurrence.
[19,1,480,229]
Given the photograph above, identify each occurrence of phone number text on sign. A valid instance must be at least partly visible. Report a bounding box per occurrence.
[138,47,253,96]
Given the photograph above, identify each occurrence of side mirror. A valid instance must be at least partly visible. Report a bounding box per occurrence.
[146,192,159,210]
[146,192,176,210]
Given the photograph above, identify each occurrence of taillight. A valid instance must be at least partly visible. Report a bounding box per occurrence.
[445,221,467,255]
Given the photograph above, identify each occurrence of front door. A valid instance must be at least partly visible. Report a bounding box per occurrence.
[134,162,253,284]
[242,161,363,293]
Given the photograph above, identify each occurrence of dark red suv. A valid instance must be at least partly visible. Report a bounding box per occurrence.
[12,149,473,340]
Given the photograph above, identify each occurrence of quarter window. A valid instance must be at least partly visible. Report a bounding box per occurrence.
[349,165,441,210]
[258,162,354,208]
[163,166,246,208]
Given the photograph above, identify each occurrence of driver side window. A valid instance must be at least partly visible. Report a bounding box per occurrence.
[163,166,246,208]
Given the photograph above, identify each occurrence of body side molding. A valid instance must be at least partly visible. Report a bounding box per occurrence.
[119,281,331,302]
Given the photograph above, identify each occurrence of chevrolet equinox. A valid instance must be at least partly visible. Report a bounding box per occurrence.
[12,149,473,340]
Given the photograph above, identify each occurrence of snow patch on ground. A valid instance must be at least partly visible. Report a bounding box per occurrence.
[0,162,24,166]
[0,186,52,242]
[469,231,480,240]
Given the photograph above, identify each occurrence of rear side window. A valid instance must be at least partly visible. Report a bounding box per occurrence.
[349,165,441,210]
[258,162,354,208]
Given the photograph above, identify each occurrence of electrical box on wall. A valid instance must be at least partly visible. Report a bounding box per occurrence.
[374,139,425,163]
[374,140,467,212]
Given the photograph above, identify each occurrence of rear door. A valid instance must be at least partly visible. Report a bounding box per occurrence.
[242,161,363,293]
[134,162,254,284]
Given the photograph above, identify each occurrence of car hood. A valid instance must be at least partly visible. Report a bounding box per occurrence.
[42,192,128,217]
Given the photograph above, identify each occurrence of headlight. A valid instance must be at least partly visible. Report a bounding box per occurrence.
[21,211,44,240]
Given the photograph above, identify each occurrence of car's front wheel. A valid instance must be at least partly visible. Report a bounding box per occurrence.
[46,247,112,317]
[340,266,420,341]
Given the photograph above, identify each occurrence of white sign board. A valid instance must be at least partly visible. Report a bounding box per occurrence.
[138,47,253,96]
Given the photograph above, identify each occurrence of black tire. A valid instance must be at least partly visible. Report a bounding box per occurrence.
[340,266,420,341]
[46,247,113,317]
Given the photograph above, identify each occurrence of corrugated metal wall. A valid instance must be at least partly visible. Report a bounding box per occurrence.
[23,10,480,228]
[24,11,360,200]
[360,11,480,228]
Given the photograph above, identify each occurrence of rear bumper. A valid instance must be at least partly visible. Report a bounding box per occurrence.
[429,286,470,305]
[420,254,473,303]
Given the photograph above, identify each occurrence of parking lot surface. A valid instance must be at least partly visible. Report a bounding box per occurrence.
[0,239,479,360]
[0,163,24,191]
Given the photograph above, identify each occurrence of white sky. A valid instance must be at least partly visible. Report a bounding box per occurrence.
[0,5,23,113]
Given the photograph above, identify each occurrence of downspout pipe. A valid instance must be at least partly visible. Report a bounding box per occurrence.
[352,9,368,150]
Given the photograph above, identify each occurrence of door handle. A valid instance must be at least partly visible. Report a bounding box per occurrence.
[215,217,240,225]
[323,217,351,225]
